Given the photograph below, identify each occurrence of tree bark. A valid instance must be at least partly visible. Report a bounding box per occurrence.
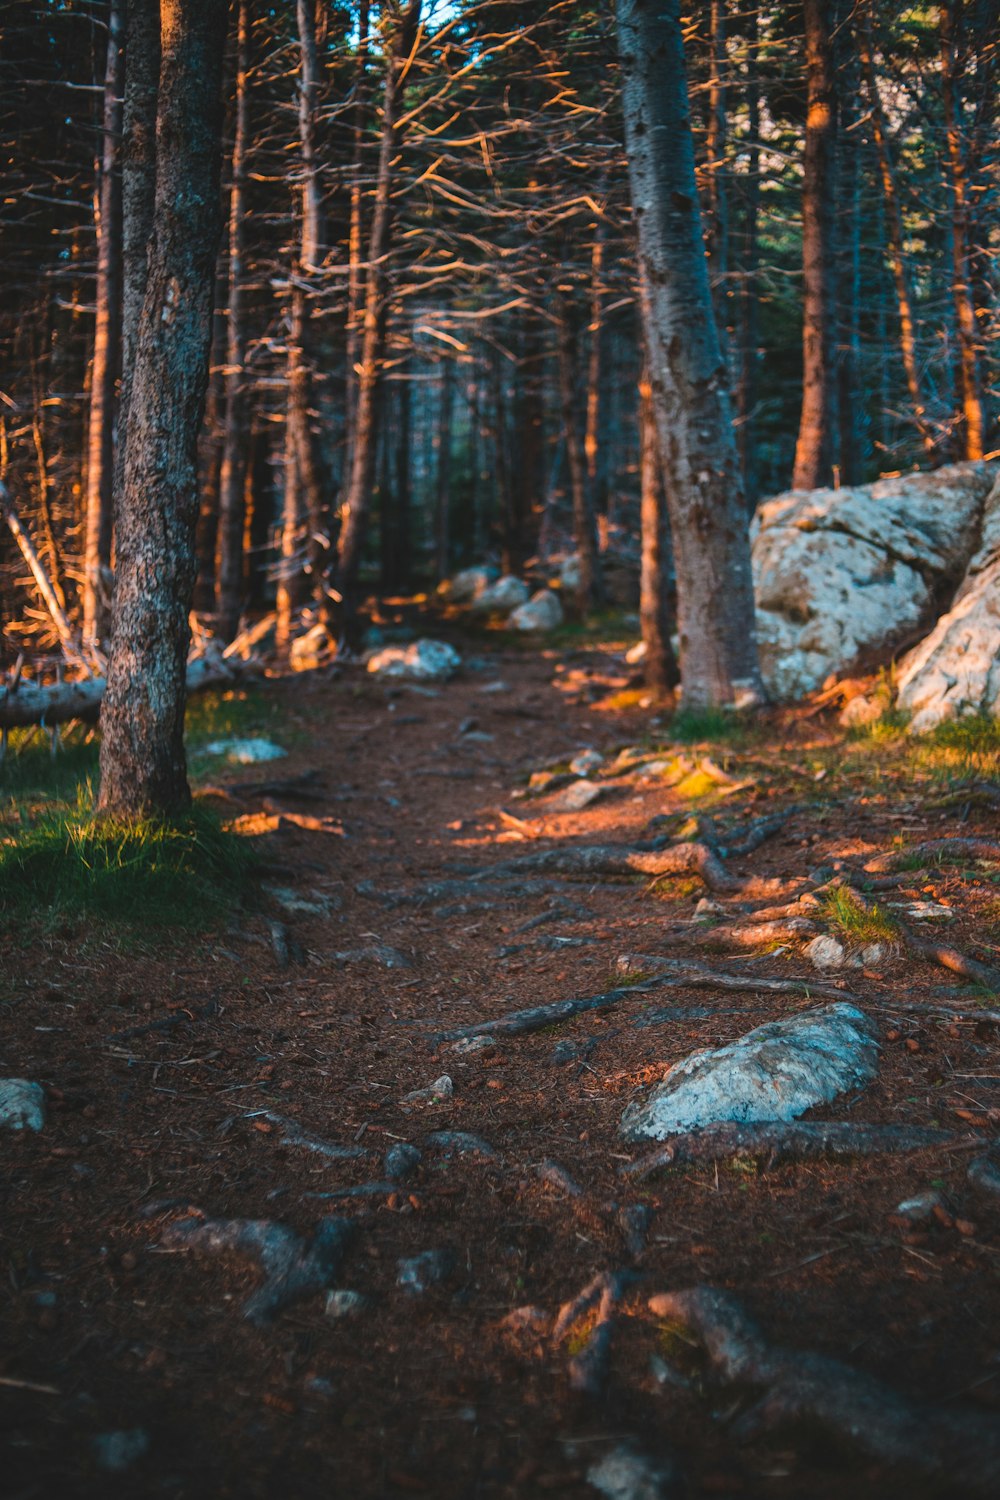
[940,0,985,460]
[82,0,124,643]
[557,308,602,615]
[344,0,371,468]
[98,0,229,817]
[434,358,454,580]
[791,0,838,490]
[638,366,678,698]
[705,0,729,356]
[859,8,937,460]
[215,0,251,641]
[617,0,763,709]
[335,0,421,605]
[736,0,761,506]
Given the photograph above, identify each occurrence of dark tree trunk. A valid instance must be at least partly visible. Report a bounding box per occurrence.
[215,0,251,641]
[617,0,763,709]
[736,0,761,506]
[705,0,729,355]
[434,358,454,580]
[336,0,421,602]
[98,0,229,817]
[83,0,124,642]
[834,15,863,486]
[791,0,838,490]
[639,364,678,698]
[556,308,602,615]
[344,0,371,470]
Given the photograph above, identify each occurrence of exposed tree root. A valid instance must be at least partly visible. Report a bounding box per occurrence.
[159,1214,356,1325]
[107,1000,219,1043]
[647,1287,1000,1493]
[537,1159,584,1198]
[466,841,743,893]
[253,1112,368,1161]
[622,1121,970,1180]
[424,1130,500,1160]
[553,1270,636,1396]
[902,929,1000,991]
[702,917,819,948]
[357,876,564,908]
[428,975,678,1045]
[864,839,1000,874]
[615,954,851,1001]
[873,999,1000,1026]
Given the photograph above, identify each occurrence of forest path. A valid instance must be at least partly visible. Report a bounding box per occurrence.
[5,636,1000,1498]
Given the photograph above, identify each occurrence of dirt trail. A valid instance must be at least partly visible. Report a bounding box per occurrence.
[4,641,1000,1498]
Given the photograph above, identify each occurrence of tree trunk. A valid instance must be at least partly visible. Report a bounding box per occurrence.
[215,0,251,641]
[278,0,324,649]
[736,0,760,506]
[98,0,228,817]
[617,0,763,709]
[336,0,422,602]
[638,367,678,698]
[859,8,937,460]
[557,309,602,615]
[834,15,863,486]
[434,358,454,580]
[705,0,729,356]
[584,217,605,522]
[791,0,838,490]
[940,0,985,460]
[344,0,371,469]
[82,0,124,643]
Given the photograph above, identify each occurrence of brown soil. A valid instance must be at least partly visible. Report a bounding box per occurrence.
[3,636,1000,1498]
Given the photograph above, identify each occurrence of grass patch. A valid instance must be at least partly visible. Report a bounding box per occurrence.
[0,802,252,929]
[668,706,749,746]
[822,885,899,943]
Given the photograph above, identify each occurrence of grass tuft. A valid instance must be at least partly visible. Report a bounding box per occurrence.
[668,706,748,746]
[822,885,899,944]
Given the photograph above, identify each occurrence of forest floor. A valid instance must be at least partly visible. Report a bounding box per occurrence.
[4,612,1000,1499]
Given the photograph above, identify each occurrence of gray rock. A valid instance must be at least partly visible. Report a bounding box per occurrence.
[424,1129,498,1159]
[509,589,564,632]
[385,1142,422,1180]
[0,1079,46,1132]
[805,934,847,970]
[587,1441,680,1500]
[447,1035,496,1057]
[570,747,605,777]
[397,1248,454,1295]
[401,1075,453,1107]
[324,1289,370,1320]
[621,1003,879,1143]
[366,639,460,682]
[894,1191,945,1222]
[263,885,333,917]
[968,1154,1000,1197]
[92,1429,150,1473]
[332,944,411,969]
[546,778,605,813]
[203,737,285,764]
[439,565,496,603]
[471,575,530,616]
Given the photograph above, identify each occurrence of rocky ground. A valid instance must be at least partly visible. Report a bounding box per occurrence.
[3,625,1000,1499]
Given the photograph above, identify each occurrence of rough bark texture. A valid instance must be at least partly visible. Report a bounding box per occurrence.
[215,0,251,641]
[98,0,229,816]
[791,0,838,490]
[617,0,763,708]
[638,366,678,697]
[557,309,602,614]
[940,0,985,460]
[82,1,124,643]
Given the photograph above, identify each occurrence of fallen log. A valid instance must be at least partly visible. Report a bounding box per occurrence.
[622,1121,972,1180]
[615,954,852,1001]
[0,652,246,731]
[462,841,743,893]
[647,1286,1000,1494]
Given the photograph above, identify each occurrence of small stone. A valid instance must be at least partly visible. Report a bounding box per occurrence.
[401,1075,453,1107]
[858,942,887,966]
[968,1154,1000,1197]
[893,1191,945,1223]
[203,738,285,764]
[693,897,726,920]
[587,1441,680,1500]
[447,1035,496,1057]
[385,1143,422,1180]
[324,1289,369,1320]
[366,639,460,682]
[92,1429,150,1473]
[569,748,605,777]
[546,778,605,814]
[549,1038,597,1068]
[396,1248,454,1295]
[894,901,955,923]
[0,1079,47,1132]
[805,934,847,971]
[501,1305,548,1332]
[509,589,564,632]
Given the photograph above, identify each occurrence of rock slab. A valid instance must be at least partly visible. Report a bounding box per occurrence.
[620,1003,879,1143]
[0,1079,46,1131]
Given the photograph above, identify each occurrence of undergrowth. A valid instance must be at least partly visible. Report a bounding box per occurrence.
[822,885,899,943]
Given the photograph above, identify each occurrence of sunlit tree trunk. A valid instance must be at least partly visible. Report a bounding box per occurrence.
[215,0,251,641]
[98,0,228,817]
[617,0,763,709]
[791,0,838,490]
[940,0,984,460]
[336,0,421,602]
[345,0,370,469]
[584,216,605,526]
[860,9,936,460]
[639,364,678,698]
[83,0,123,642]
[736,0,760,506]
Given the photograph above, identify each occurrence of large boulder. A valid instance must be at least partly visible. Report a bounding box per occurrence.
[620,1003,879,1143]
[896,476,1000,731]
[438,565,496,604]
[509,589,564,632]
[752,462,997,699]
[366,638,460,682]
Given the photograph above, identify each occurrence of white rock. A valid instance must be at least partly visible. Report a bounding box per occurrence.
[893,900,954,923]
[470,575,530,615]
[448,1035,496,1056]
[508,589,564,632]
[204,737,286,764]
[587,1442,679,1500]
[752,461,998,699]
[439,565,497,603]
[0,1079,46,1132]
[569,748,605,777]
[401,1075,453,1106]
[546,778,604,813]
[839,691,886,728]
[366,639,460,681]
[805,934,847,971]
[324,1289,369,1319]
[620,1003,879,1142]
[625,640,647,665]
[289,622,335,671]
